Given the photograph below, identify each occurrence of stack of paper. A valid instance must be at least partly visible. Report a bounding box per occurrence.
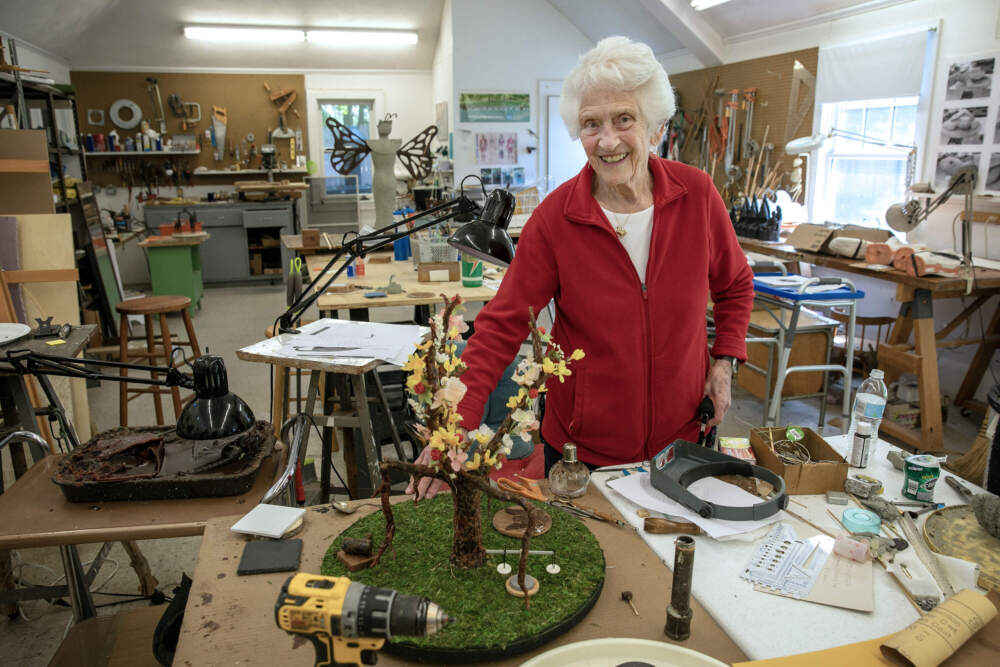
[742,524,831,599]
[278,319,425,365]
[755,275,845,294]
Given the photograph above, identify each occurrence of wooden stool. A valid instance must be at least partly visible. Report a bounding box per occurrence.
[116,296,202,427]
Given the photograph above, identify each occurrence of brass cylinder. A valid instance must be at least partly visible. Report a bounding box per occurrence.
[664,535,695,641]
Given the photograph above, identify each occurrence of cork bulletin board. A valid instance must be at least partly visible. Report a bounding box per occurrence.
[669,48,819,195]
[70,71,309,186]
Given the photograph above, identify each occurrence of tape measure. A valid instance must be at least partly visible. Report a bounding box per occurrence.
[841,508,881,534]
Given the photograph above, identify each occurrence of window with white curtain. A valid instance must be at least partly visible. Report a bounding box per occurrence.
[809,29,935,228]
[814,96,918,228]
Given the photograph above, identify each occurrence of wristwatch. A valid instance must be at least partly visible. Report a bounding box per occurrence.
[715,355,739,377]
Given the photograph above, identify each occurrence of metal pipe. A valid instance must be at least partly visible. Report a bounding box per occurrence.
[665,535,696,641]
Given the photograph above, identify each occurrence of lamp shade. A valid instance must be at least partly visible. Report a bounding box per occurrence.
[785,134,826,155]
[175,355,255,440]
[448,189,517,267]
[885,201,922,232]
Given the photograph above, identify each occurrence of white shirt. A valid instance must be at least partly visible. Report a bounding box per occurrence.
[600,205,655,280]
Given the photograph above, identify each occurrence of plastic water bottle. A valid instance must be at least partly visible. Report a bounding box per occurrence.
[847,369,888,467]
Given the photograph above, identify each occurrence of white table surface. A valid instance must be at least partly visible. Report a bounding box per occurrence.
[593,435,986,661]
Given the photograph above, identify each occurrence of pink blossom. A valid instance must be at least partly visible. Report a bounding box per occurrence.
[447,448,468,472]
[449,314,469,335]
[432,377,468,409]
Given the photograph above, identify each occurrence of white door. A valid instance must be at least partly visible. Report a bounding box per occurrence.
[547,96,587,192]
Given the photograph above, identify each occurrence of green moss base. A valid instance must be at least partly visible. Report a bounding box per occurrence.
[321,494,605,661]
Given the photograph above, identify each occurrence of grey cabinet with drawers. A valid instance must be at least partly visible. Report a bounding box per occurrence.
[140,201,294,284]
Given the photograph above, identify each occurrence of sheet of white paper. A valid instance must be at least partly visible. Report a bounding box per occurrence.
[606,472,783,539]
[277,319,425,365]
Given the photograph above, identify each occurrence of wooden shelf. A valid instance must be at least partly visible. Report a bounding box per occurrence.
[85,150,201,156]
[193,168,308,175]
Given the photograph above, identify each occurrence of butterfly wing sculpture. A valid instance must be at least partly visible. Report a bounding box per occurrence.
[325,116,371,175]
[396,125,438,180]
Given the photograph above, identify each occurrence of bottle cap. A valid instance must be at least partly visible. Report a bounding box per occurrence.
[562,443,578,463]
[870,369,884,379]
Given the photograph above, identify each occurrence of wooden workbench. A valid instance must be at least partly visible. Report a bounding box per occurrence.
[173,488,747,666]
[306,254,502,316]
[741,237,1000,451]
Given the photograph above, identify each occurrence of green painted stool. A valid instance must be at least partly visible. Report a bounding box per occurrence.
[139,238,205,315]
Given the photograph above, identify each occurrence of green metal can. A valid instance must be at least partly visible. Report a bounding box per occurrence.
[902,454,940,502]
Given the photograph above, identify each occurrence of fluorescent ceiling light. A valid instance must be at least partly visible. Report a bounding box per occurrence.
[691,0,733,10]
[306,30,418,47]
[184,26,305,43]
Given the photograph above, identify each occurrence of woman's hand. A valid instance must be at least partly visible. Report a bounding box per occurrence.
[405,446,449,500]
[703,359,733,427]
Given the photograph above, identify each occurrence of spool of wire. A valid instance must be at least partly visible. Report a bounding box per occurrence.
[771,439,811,465]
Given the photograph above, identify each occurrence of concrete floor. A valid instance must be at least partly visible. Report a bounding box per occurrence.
[0,283,981,665]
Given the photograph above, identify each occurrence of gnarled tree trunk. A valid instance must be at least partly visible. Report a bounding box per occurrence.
[450,479,486,568]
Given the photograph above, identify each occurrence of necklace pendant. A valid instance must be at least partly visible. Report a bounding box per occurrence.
[615,225,627,238]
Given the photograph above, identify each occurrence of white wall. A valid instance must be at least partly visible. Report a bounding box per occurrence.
[1,33,71,84]
[432,0,454,152]
[304,70,435,169]
[450,0,593,190]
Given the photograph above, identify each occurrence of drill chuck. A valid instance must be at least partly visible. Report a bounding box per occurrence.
[343,582,453,639]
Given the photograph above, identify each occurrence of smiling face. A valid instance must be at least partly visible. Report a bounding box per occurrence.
[578,88,661,199]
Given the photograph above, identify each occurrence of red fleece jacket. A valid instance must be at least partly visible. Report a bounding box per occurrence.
[456,157,754,466]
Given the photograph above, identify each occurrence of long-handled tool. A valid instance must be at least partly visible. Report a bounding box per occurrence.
[145,77,166,135]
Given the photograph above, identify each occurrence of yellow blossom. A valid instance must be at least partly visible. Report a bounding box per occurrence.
[405,373,425,392]
[570,349,585,361]
[542,358,556,374]
[443,355,462,373]
[465,452,482,469]
[402,354,425,372]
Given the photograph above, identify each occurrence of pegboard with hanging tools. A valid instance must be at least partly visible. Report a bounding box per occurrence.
[669,47,819,206]
[69,71,309,187]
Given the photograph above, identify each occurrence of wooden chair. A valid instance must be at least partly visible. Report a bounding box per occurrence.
[826,307,895,376]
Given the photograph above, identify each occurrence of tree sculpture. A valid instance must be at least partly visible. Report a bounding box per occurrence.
[372,296,583,606]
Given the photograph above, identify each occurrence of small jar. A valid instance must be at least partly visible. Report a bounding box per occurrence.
[549,443,590,498]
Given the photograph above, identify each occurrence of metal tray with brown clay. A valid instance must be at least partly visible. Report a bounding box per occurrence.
[52,421,275,502]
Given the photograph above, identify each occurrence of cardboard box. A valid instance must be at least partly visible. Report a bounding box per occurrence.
[249,252,263,275]
[417,261,460,282]
[886,401,920,428]
[301,229,320,247]
[786,223,892,255]
[749,427,848,495]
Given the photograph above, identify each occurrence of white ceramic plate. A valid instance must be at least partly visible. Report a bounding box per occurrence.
[0,323,31,346]
[520,638,727,667]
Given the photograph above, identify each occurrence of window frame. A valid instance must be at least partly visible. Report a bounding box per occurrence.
[319,98,375,195]
[813,96,919,229]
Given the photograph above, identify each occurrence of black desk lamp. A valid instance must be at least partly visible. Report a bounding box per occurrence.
[3,351,254,446]
[277,178,516,334]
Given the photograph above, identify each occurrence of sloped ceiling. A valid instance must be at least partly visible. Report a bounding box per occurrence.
[1,0,911,70]
[2,0,444,70]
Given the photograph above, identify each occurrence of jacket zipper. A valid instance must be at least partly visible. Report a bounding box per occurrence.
[599,213,654,458]
[640,281,652,458]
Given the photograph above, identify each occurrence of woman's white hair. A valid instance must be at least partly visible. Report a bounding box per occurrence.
[559,36,676,140]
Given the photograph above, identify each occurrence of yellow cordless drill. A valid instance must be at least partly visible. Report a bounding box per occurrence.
[275,573,454,667]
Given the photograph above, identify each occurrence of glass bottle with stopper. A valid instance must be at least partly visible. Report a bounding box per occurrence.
[549,443,590,498]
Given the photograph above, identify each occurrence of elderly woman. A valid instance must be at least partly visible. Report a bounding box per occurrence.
[413,36,753,496]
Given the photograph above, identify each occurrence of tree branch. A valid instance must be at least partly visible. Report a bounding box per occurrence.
[461,471,536,609]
